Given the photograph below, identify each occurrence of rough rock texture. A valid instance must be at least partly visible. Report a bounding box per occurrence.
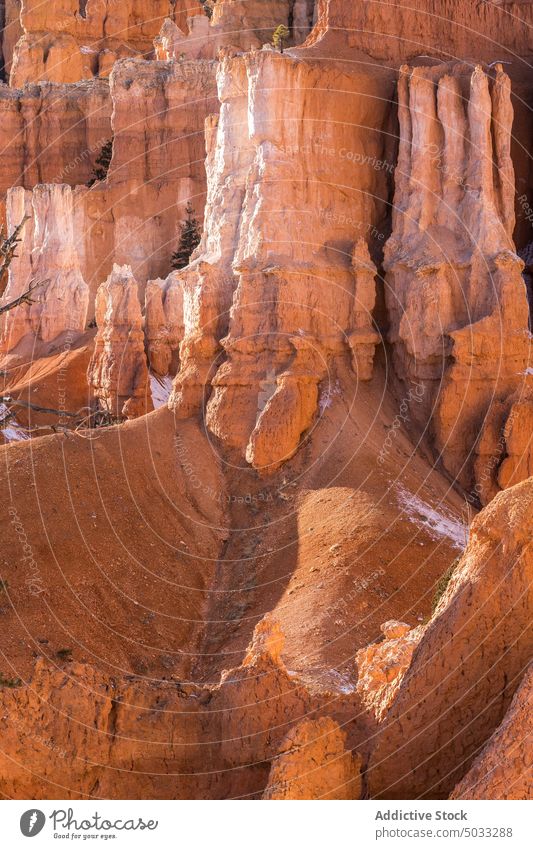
[0,59,217,303]
[0,79,111,197]
[314,0,533,64]
[263,717,361,800]
[451,662,533,800]
[0,613,362,799]
[155,0,314,63]
[1,0,23,79]
[1,184,89,352]
[87,264,152,418]
[1,0,532,804]
[98,57,217,287]
[144,273,184,376]
[170,48,392,472]
[10,0,202,86]
[474,388,533,505]
[384,62,531,491]
[355,621,422,721]
[368,478,533,799]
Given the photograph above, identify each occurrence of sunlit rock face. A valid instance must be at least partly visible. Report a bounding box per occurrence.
[368,478,533,799]
[170,47,392,471]
[383,62,531,492]
[87,263,152,419]
[9,0,202,86]
[1,184,89,352]
[144,273,184,377]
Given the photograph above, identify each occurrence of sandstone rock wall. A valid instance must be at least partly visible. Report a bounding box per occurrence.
[263,717,361,800]
[10,0,202,86]
[0,79,112,197]
[314,0,533,64]
[1,184,89,352]
[0,0,23,79]
[170,48,392,471]
[384,62,531,492]
[451,662,533,800]
[0,57,217,314]
[368,477,533,799]
[144,273,184,376]
[87,263,152,418]
[0,617,361,799]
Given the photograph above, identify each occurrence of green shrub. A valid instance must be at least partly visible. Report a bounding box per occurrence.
[432,557,460,614]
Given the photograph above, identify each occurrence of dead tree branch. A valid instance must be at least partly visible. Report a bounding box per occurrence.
[0,278,48,316]
[0,215,30,290]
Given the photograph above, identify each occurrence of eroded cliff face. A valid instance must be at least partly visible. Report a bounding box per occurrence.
[87,264,152,418]
[450,661,533,801]
[367,477,533,799]
[0,613,362,799]
[315,0,533,64]
[1,184,89,353]
[0,0,532,803]
[10,0,202,86]
[384,62,531,494]
[170,47,392,471]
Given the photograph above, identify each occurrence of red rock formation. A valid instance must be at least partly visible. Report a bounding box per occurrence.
[171,48,392,471]
[451,662,533,800]
[10,0,202,86]
[0,612,360,798]
[474,388,533,505]
[263,717,361,800]
[144,273,184,376]
[384,62,531,491]
[355,621,422,721]
[315,0,533,64]
[368,477,533,799]
[1,184,89,353]
[1,0,23,79]
[101,57,217,286]
[87,263,152,418]
[0,78,111,197]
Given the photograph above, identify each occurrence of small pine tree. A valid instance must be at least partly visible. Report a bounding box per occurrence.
[272,24,290,53]
[87,139,113,187]
[171,202,201,270]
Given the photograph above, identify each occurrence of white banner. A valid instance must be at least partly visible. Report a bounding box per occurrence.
[2,800,530,848]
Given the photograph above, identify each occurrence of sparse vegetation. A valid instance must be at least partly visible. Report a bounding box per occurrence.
[87,139,113,187]
[171,202,201,270]
[272,24,290,53]
[0,580,8,592]
[432,557,460,614]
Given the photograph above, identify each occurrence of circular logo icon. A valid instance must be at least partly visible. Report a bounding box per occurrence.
[20,810,46,837]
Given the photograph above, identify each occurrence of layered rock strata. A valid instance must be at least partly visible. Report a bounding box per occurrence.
[314,0,533,64]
